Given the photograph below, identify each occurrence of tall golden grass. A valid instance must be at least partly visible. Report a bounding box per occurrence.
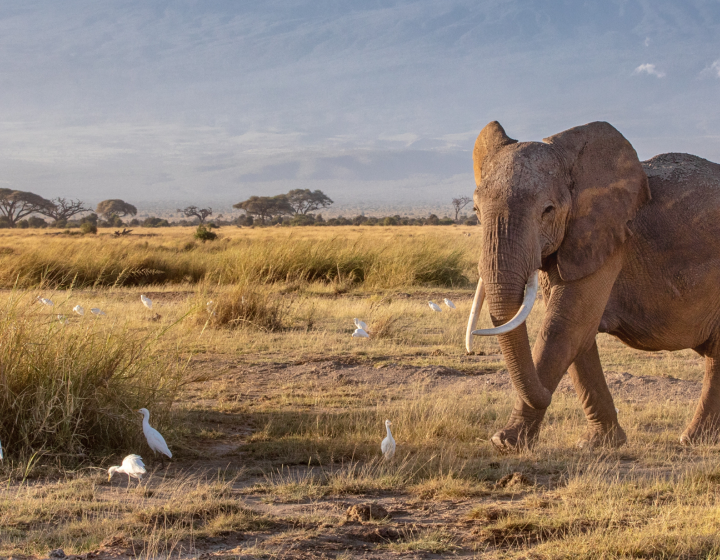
[0,228,476,289]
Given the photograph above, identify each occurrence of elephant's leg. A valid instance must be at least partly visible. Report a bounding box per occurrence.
[490,255,621,452]
[681,351,720,444]
[569,340,626,448]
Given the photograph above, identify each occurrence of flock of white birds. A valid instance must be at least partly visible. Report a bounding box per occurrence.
[0,293,446,472]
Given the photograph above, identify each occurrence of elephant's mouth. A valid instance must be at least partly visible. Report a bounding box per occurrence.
[465,270,539,351]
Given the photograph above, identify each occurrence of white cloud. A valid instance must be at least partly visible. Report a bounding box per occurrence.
[633,63,666,78]
[700,59,720,78]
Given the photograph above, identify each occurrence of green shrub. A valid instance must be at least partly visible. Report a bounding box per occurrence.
[194,225,218,242]
[80,222,97,234]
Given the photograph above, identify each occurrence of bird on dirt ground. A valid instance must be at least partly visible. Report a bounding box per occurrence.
[354,318,367,330]
[108,454,146,487]
[140,295,152,309]
[352,327,369,338]
[443,298,456,309]
[73,305,84,316]
[381,420,396,461]
[90,308,106,316]
[138,408,172,465]
[36,297,53,307]
[428,301,441,312]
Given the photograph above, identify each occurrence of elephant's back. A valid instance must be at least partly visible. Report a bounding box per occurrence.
[612,153,720,351]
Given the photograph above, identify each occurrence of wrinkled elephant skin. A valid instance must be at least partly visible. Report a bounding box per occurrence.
[471,120,720,450]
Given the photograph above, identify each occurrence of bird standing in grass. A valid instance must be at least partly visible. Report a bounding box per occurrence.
[138,408,172,465]
[140,295,152,309]
[428,301,441,312]
[354,318,367,330]
[381,419,396,461]
[108,454,146,487]
[73,305,84,316]
[352,327,369,338]
[443,298,456,309]
[37,297,53,307]
[90,308,106,316]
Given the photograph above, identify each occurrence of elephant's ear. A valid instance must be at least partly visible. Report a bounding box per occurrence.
[473,121,517,186]
[544,122,650,282]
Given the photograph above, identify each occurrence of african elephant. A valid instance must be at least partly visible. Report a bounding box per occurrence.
[465,120,720,450]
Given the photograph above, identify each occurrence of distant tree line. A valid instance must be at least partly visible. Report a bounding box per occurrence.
[0,187,479,231]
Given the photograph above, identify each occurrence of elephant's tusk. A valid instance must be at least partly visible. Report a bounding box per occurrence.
[471,270,539,337]
[465,277,486,352]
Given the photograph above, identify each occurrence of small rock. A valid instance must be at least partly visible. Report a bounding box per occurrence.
[346,503,389,522]
[49,550,66,559]
[494,472,531,489]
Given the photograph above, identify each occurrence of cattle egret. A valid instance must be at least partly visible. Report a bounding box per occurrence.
[354,318,367,330]
[428,301,442,312]
[90,308,106,316]
[140,295,152,309]
[138,408,172,463]
[57,314,68,325]
[108,454,146,486]
[36,297,53,307]
[381,420,396,460]
[443,298,456,309]
[352,328,369,338]
[73,305,84,316]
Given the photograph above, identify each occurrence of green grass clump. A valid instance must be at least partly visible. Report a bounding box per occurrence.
[0,291,186,464]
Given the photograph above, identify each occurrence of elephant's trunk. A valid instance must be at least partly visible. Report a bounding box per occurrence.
[484,272,551,409]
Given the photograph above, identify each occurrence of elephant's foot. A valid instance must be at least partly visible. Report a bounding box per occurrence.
[680,416,720,445]
[576,423,627,450]
[490,409,545,453]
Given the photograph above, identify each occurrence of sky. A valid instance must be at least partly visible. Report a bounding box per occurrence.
[0,1,719,214]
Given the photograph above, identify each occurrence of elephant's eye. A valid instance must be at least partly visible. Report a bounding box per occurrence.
[542,205,555,219]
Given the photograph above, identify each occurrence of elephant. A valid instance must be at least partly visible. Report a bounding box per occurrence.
[465,120,720,451]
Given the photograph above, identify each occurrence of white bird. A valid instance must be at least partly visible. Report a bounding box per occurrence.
[90,308,106,316]
[108,454,146,485]
[57,314,68,325]
[354,318,367,330]
[36,297,53,307]
[428,301,442,312]
[352,328,369,338]
[206,301,216,315]
[381,419,396,461]
[140,295,152,309]
[443,298,456,309]
[73,305,84,316]
[138,408,172,462]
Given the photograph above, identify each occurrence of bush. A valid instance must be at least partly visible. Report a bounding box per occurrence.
[17,219,29,229]
[80,222,97,234]
[0,293,186,462]
[194,225,217,242]
[0,217,12,228]
[27,216,47,228]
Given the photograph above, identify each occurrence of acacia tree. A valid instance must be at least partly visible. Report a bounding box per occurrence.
[177,205,212,224]
[96,199,138,220]
[451,196,472,221]
[286,189,334,215]
[39,198,91,222]
[0,189,55,226]
[233,195,293,224]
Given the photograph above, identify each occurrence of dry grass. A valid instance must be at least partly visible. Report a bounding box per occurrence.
[0,225,716,558]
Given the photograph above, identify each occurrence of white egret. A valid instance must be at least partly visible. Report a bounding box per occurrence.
[138,408,172,463]
[443,298,456,309]
[90,308,106,316]
[354,318,367,330]
[140,295,152,309]
[352,328,369,338]
[108,454,146,486]
[57,314,68,325]
[36,297,53,307]
[428,301,442,312]
[73,305,84,316]
[381,420,396,461]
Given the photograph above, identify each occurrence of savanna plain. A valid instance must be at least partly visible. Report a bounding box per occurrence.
[1,225,719,560]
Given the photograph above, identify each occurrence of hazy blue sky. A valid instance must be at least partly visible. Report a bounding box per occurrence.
[1,1,719,211]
